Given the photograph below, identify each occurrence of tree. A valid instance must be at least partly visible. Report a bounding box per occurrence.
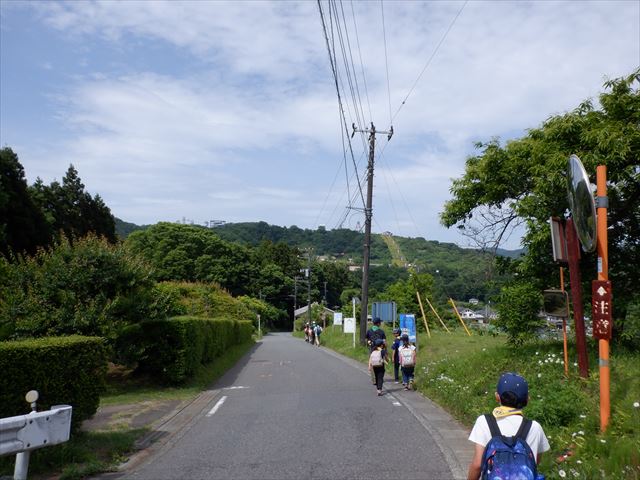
[30,164,116,244]
[0,148,52,257]
[495,282,544,346]
[0,235,156,340]
[441,70,640,336]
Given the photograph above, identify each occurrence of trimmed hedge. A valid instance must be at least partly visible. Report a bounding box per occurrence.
[116,317,253,384]
[0,336,107,430]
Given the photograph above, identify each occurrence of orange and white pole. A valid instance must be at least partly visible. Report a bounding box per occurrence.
[596,165,610,432]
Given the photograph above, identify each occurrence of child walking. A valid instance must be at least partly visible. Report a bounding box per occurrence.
[467,372,550,480]
[398,334,416,390]
[368,338,388,396]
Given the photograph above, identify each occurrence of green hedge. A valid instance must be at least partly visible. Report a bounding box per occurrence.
[116,317,253,384]
[0,336,107,430]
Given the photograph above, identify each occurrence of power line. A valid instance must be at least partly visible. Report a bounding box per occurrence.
[393,0,468,121]
[318,0,367,210]
[349,0,373,123]
[380,0,393,127]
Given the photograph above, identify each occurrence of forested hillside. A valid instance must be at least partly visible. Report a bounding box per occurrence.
[115,220,516,303]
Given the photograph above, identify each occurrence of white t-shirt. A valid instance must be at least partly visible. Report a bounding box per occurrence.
[468,414,550,459]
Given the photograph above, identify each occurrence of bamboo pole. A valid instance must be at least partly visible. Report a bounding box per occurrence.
[416,291,431,338]
[449,298,472,336]
[424,296,450,332]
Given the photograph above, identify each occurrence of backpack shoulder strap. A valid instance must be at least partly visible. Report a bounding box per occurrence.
[484,414,502,438]
[515,417,533,441]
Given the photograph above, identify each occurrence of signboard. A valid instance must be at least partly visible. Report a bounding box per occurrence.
[592,280,613,340]
[399,314,416,343]
[371,302,396,324]
[550,217,568,263]
[343,317,356,334]
[333,312,343,326]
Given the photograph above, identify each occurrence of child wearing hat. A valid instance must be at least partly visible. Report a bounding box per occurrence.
[466,372,550,480]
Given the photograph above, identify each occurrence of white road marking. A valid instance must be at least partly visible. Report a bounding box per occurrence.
[223,386,249,390]
[393,401,402,406]
[206,396,227,417]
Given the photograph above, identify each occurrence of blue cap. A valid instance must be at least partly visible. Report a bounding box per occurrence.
[497,372,528,404]
[373,317,382,324]
[374,338,384,347]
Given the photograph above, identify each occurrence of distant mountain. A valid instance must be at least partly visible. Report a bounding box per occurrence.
[114,217,150,239]
[495,247,525,258]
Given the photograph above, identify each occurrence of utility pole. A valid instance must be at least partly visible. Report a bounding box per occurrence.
[323,281,327,305]
[306,249,312,326]
[294,276,298,312]
[353,122,393,345]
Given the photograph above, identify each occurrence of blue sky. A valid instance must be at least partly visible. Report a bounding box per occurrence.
[1,1,638,249]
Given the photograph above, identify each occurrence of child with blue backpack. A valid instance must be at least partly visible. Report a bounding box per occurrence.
[467,372,549,480]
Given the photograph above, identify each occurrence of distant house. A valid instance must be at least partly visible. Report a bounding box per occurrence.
[294,303,335,319]
[460,308,483,320]
[348,265,361,272]
[469,298,479,305]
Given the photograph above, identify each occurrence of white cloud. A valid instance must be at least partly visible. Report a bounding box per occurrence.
[3,0,638,248]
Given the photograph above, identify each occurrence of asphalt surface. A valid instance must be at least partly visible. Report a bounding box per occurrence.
[120,333,470,480]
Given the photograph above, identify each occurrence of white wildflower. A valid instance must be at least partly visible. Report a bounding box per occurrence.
[579,414,586,418]
[574,362,578,367]
[600,439,606,443]
[571,468,579,478]
[558,469,567,478]
[578,430,584,435]
[633,401,639,408]
[538,373,542,378]
[535,351,539,355]
[576,460,582,464]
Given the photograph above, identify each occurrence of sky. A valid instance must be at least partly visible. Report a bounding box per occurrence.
[1,1,638,250]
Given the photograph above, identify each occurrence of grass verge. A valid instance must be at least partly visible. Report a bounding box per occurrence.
[315,325,640,480]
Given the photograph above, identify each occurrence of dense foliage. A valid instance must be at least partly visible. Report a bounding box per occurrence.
[0,148,116,258]
[441,70,640,343]
[0,335,108,430]
[116,317,253,384]
[495,282,544,345]
[0,235,156,341]
[0,148,52,257]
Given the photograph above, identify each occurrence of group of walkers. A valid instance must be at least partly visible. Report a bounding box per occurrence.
[303,322,323,346]
[300,316,550,479]
[366,317,416,396]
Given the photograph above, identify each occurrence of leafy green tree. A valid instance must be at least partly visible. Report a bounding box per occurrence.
[495,282,544,346]
[0,148,52,257]
[126,223,256,295]
[441,70,640,337]
[30,164,116,243]
[376,271,434,315]
[0,235,155,340]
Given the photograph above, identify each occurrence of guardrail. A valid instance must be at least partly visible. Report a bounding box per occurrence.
[0,391,72,480]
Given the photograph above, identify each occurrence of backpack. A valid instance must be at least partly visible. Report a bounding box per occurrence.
[399,347,415,367]
[370,349,383,367]
[480,414,537,480]
[315,326,322,335]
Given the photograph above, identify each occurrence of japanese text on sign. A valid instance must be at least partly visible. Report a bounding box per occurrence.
[592,280,612,340]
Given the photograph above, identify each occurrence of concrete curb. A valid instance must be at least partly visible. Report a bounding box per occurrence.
[318,343,472,480]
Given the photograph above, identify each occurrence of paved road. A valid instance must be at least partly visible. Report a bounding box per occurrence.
[125,333,461,480]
